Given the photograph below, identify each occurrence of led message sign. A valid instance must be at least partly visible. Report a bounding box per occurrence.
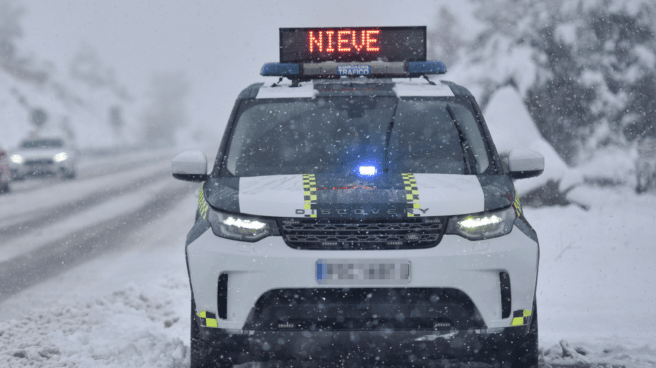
[280,27,426,63]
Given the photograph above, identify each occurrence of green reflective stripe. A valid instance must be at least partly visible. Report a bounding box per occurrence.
[302,174,317,218]
[402,173,420,217]
[513,192,522,217]
[198,186,209,220]
[510,309,531,326]
[196,310,218,328]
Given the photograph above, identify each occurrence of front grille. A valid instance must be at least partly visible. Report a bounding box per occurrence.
[279,217,445,250]
[25,159,54,166]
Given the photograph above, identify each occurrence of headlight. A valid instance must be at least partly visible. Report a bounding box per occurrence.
[53,152,68,162]
[208,208,279,242]
[446,206,516,240]
[10,155,24,164]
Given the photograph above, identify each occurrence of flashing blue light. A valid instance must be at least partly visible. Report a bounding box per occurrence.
[359,166,377,176]
[408,61,447,75]
[261,63,300,76]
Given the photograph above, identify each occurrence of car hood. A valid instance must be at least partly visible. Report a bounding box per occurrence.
[203,173,515,220]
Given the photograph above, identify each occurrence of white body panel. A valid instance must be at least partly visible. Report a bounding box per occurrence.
[237,174,486,218]
[393,81,454,97]
[256,81,316,99]
[187,227,538,331]
[238,175,305,217]
[508,148,545,173]
[413,174,485,216]
[171,150,207,176]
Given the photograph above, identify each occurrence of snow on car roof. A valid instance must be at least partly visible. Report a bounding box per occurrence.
[393,80,454,97]
[255,78,456,99]
[256,80,316,99]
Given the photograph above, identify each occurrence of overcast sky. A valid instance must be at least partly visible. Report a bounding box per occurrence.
[20,0,478,139]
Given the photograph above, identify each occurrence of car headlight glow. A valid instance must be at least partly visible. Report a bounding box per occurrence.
[446,206,516,240]
[53,152,68,162]
[207,208,279,242]
[10,155,24,164]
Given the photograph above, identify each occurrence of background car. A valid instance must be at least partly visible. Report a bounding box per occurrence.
[10,137,77,180]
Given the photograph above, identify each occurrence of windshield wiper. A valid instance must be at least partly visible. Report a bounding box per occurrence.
[446,104,477,174]
[383,100,400,173]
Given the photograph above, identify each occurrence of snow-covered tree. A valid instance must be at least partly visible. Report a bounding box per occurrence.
[454,0,656,163]
[428,6,462,66]
[0,0,24,63]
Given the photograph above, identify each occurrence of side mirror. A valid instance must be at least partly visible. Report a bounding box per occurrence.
[172,150,208,182]
[508,148,544,179]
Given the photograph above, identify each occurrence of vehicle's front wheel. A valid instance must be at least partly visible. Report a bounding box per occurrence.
[190,299,241,368]
[497,301,539,368]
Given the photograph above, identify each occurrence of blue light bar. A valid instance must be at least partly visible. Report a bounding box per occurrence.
[408,61,447,75]
[260,60,447,78]
[261,63,299,76]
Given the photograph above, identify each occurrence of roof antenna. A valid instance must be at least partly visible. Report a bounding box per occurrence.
[423,75,436,85]
[271,77,283,87]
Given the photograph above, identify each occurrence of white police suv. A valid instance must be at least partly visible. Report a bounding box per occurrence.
[172,27,544,368]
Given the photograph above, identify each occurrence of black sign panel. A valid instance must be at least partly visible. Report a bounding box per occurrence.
[280,27,426,63]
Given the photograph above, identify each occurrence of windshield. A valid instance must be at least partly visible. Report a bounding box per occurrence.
[21,139,64,149]
[223,97,492,177]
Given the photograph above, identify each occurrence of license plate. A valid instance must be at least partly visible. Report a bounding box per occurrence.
[316,259,411,285]
[337,65,370,76]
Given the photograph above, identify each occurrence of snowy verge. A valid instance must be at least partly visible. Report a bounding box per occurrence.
[530,185,656,368]
[543,339,656,368]
[0,192,196,367]
[0,281,189,368]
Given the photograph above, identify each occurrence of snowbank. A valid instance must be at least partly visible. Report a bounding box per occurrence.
[576,145,639,187]
[0,281,189,367]
[529,185,656,368]
[0,188,196,368]
[483,86,581,195]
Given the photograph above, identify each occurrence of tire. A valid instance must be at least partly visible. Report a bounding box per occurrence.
[497,301,539,368]
[190,298,238,368]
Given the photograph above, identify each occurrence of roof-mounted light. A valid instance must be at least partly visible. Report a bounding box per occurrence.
[261,63,299,77]
[408,61,447,75]
[260,60,446,78]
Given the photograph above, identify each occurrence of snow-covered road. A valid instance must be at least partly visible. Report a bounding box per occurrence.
[0,149,196,302]
[0,152,654,367]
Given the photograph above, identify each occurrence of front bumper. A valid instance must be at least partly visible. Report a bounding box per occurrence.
[187,223,539,333]
[11,160,72,176]
[196,325,530,362]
